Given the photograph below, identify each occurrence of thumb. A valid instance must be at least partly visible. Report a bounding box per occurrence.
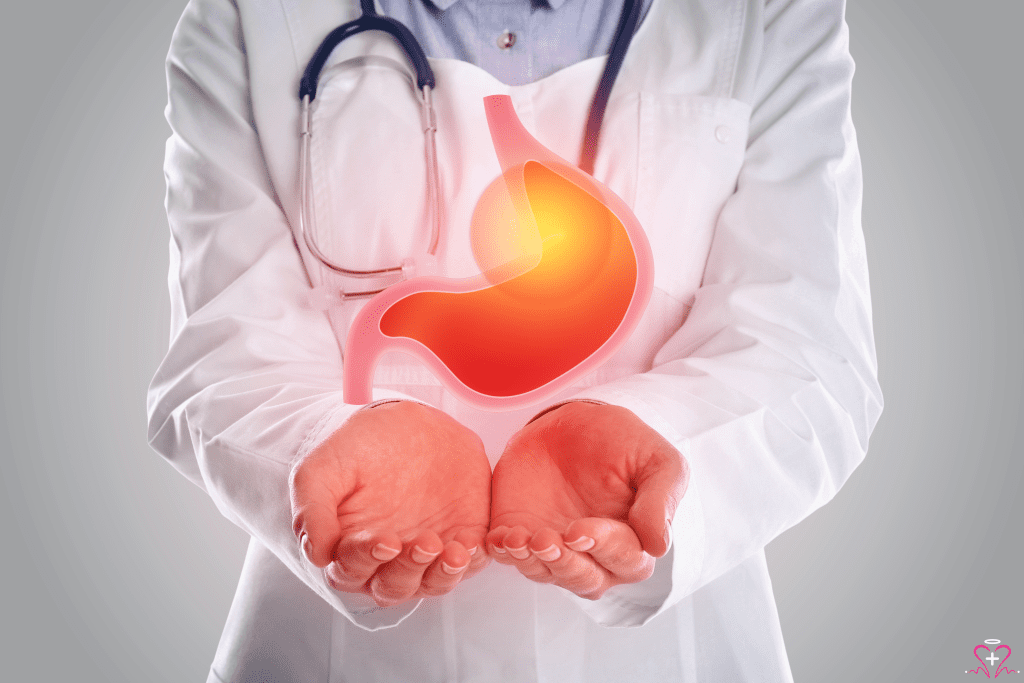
[628,447,689,558]
[289,452,353,568]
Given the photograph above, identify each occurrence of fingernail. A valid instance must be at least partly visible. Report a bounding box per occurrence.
[532,544,561,562]
[324,565,343,590]
[467,546,478,556]
[566,536,595,552]
[507,545,530,560]
[371,543,400,561]
[369,579,397,607]
[663,520,672,551]
[300,533,314,562]
[492,545,506,554]
[441,561,467,575]
[371,592,396,608]
[411,545,441,564]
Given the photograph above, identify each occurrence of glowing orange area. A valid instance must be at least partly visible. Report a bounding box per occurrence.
[379,161,636,396]
[469,169,542,285]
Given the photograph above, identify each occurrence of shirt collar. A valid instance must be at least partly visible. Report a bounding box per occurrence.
[429,0,570,12]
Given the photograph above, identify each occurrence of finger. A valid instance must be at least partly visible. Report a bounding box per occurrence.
[486,526,516,565]
[537,532,606,599]
[453,528,489,577]
[453,527,483,557]
[290,458,354,567]
[370,529,443,607]
[629,448,689,557]
[518,528,566,584]
[501,526,552,583]
[328,529,403,590]
[565,518,654,583]
[529,528,572,587]
[528,527,565,563]
[325,562,366,593]
[501,526,533,561]
[419,541,472,597]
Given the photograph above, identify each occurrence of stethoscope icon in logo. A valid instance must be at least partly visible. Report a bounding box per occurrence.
[968,639,1018,678]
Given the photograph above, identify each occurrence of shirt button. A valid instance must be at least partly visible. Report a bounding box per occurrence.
[715,126,731,143]
[497,31,517,49]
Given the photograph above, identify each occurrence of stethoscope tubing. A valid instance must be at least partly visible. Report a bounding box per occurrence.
[579,0,640,174]
[299,83,442,293]
[298,0,639,298]
[300,9,436,97]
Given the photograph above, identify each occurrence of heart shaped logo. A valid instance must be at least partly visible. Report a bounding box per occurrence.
[971,643,1017,678]
[344,95,654,410]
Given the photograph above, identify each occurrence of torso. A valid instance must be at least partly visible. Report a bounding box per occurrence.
[214,2,792,681]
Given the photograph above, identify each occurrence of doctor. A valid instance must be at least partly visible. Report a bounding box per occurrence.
[148,0,882,681]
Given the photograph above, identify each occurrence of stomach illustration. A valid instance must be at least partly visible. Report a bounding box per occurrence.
[343,95,654,410]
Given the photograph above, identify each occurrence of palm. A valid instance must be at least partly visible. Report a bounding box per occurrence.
[291,401,492,606]
[487,402,688,600]
[490,419,635,533]
[332,416,491,541]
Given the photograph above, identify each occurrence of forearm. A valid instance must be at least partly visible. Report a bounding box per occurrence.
[561,0,881,625]
[147,0,421,629]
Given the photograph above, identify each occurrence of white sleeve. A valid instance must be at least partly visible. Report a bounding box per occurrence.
[566,0,883,626]
[146,0,421,630]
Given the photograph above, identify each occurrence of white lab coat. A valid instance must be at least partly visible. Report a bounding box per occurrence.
[148,0,882,680]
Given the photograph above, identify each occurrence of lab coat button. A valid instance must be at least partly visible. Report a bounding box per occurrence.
[498,31,517,49]
[715,126,731,143]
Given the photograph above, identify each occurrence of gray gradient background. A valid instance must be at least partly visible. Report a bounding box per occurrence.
[1,1,1020,681]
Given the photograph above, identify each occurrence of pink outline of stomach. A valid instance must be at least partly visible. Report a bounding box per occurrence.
[343,95,654,410]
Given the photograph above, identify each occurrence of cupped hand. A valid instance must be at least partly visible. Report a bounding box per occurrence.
[488,401,689,599]
[290,401,492,607]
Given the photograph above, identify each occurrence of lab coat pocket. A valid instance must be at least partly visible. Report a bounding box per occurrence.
[307,36,431,275]
[587,94,749,381]
[635,93,750,304]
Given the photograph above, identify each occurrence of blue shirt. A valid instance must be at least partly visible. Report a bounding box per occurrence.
[377,0,651,86]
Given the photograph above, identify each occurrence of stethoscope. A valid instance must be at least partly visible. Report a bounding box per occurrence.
[298,0,642,299]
